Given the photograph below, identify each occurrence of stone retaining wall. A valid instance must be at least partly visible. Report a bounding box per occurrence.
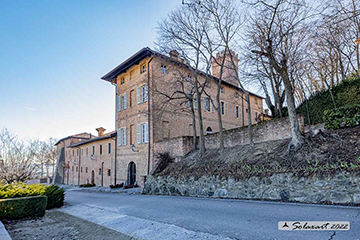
[144,172,360,205]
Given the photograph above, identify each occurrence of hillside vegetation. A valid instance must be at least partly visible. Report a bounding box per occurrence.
[297,77,360,125]
[157,126,360,180]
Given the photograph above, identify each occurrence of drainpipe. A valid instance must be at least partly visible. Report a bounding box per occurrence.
[111,82,118,185]
[101,162,104,187]
[147,56,154,175]
[75,146,81,186]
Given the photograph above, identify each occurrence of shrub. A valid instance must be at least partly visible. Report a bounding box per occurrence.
[44,185,65,209]
[79,183,96,188]
[323,104,360,130]
[0,196,47,220]
[110,183,124,188]
[0,183,65,210]
[297,77,360,124]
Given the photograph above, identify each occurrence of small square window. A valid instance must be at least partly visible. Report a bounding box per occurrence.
[220,87,224,93]
[161,65,167,74]
[140,64,146,74]
[99,168,101,175]
[108,169,111,176]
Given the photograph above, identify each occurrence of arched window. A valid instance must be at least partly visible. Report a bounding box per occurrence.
[206,127,213,135]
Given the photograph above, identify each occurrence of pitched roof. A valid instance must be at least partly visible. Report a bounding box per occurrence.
[69,131,117,148]
[101,47,264,99]
[54,132,93,146]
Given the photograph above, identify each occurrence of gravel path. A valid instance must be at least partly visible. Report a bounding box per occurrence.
[3,210,136,240]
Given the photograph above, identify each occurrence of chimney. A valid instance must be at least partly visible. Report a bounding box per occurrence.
[96,127,106,137]
[169,50,180,59]
[211,49,239,86]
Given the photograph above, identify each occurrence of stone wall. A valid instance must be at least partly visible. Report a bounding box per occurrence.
[144,172,360,205]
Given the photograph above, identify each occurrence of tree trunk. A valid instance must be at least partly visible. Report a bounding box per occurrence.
[195,78,206,157]
[190,103,197,150]
[216,88,224,150]
[246,92,254,150]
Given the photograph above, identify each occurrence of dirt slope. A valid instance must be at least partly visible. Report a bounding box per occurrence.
[158,126,360,180]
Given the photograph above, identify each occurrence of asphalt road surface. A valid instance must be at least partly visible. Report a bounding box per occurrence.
[64,191,360,240]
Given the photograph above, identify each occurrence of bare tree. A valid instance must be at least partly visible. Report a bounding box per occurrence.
[249,0,309,151]
[0,128,38,183]
[157,2,212,156]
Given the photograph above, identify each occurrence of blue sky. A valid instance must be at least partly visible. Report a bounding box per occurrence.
[0,0,181,140]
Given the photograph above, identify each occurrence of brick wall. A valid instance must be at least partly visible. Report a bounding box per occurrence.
[154,115,304,157]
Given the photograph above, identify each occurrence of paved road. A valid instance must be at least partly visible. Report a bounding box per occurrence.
[64,191,360,240]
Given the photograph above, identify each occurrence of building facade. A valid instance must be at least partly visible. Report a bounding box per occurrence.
[101,47,264,186]
[54,128,116,187]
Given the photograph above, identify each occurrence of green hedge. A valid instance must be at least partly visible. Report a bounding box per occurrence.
[297,77,360,124]
[0,183,64,209]
[44,185,65,209]
[0,196,47,220]
[323,104,360,129]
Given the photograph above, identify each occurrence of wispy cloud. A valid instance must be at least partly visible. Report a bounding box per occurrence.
[24,107,37,112]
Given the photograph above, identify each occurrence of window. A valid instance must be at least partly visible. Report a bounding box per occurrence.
[194,95,198,109]
[130,90,135,107]
[108,143,111,154]
[130,70,134,80]
[76,166,78,172]
[92,146,95,155]
[212,99,215,112]
[140,64,146,74]
[235,92,240,98]
[203,97,210,112]
[255,98,258,104]
[81,167,83,172]
[86,148,88,155]
[235,106,240,118]
[246,109,248,113]
[137,122,149,144]
[77,149,78,156]
[86,167,88,173]
[187,75,193,83]
[108,169,111,176]
[81,148,83,156]
[121,77,125,85]
[100,145,102,155]
[220,87,224,93]
[220,101,228,115]
[137,84,148,104]
[118,93,127,111]
[72,150,74,156]
[161,64,167,73]
[206,127,213,134]
[254,111,258,122]
[72,166,74,171]
[162,121,170,139]
[99,168,101,175]
[117,127,127,146]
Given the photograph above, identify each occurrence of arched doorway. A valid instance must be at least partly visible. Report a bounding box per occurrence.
[91,170,95,185]
[128,162,136,185]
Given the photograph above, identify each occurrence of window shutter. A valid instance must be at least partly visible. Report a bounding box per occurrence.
[117,95,121,112]
[124,127,127,145]
[144,83,148,102]
[225,102,228,115]
[124,93,127,110]
[117,129,121,146]
[137,124,141,143]
[137,87,140,104]
[145,122,149,143]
